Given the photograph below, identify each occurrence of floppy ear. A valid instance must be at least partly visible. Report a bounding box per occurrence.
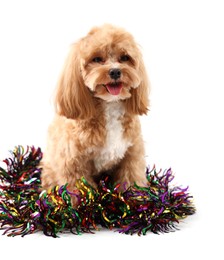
[55,43,96,119]
[124,57,150,115]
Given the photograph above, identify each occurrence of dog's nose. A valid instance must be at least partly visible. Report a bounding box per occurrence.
[109,68,121,80]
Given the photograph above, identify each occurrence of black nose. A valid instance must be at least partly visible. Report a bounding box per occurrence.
[109,68,121,80]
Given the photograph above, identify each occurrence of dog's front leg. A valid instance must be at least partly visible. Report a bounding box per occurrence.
[114,139,147,189]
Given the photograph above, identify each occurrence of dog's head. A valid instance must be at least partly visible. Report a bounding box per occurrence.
[55,24,149,119]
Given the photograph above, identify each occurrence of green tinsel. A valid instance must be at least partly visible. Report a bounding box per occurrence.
[0,146,195,237]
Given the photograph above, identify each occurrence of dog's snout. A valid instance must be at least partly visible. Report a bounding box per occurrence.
[109,68,121,80]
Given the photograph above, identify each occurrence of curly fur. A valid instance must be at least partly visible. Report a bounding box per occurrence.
[41,24,150,200]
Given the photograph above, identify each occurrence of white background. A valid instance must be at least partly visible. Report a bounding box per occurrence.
[0,0,223,259]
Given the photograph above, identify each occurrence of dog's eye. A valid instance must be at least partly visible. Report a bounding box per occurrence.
[120,55,130,62]
[92,57,103,63]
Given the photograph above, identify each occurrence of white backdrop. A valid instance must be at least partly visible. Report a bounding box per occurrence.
[0,0,223,259]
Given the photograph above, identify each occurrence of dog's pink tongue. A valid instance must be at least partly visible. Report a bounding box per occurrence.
[106,83,122,95]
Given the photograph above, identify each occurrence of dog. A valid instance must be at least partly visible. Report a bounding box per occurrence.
[41,24,150,199]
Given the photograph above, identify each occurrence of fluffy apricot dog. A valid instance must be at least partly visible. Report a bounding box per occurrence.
[41,24,150,197]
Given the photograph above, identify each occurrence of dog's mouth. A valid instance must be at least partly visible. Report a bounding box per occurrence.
[104,82,123,95]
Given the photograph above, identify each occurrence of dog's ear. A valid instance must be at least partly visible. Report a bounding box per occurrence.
[55,43,96,119]
[124,57,150,115]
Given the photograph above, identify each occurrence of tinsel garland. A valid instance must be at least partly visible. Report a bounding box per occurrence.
[0,146,195,237]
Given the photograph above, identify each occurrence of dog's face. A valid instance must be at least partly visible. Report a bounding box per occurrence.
[55,24,149,119]
[79,25,142,102]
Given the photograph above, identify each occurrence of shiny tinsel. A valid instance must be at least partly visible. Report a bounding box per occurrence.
[0,146,195,237]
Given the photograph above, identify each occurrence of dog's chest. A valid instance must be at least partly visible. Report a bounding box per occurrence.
[94,103,132,172]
